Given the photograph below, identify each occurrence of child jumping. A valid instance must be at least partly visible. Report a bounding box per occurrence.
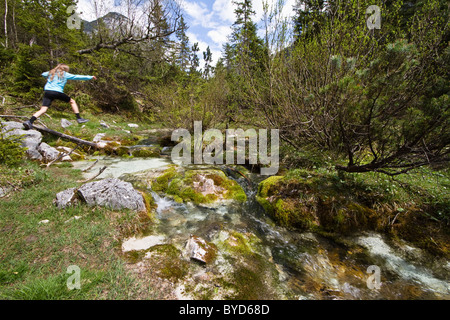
[23,63,97,130]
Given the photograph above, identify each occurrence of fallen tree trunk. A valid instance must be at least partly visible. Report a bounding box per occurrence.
[33,125,100,149]
[0,114,48,127]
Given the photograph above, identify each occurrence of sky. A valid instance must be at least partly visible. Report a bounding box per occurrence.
[76,0,297,66]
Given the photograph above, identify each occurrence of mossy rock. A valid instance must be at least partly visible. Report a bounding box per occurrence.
[69,152,85,161]
[151,167,247,205]
[256,172,385,233]
[186,235,217,264]
[151,166,179,193]
[213,230,281,300]
[256,175,315,229]
[116,146,131,157]
[131,147,160,158]
[146,244,189,281]
[141,191,157,220]
[392,209,450,258]
[119,135,143,146]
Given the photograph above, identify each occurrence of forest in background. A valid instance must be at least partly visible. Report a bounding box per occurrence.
[0,0,448,176]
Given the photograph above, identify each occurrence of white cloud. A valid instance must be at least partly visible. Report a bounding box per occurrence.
[207,25,232,47]
[212,0,235,23]
[182,1,217,28]
[76,0,97,21]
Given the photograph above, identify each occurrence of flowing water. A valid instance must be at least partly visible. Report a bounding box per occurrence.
[72,148,450,300]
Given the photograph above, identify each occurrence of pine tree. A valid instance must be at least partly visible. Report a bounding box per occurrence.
[292,0,327,41]
[189,42,200,76]
[202,46,213,79]
[227,0,265,74]
[175,15,191,72]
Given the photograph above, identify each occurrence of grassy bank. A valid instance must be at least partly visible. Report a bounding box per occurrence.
[0,161,161,299]
[0,104,163,299]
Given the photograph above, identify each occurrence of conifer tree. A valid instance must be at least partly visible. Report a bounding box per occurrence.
[189,42,200,76]
[227,0,265,74]
[202,46,213,79]
[175,15,191,72]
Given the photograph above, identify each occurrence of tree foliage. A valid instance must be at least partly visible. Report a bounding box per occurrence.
[246,0,449,175]
[0,0,448,175]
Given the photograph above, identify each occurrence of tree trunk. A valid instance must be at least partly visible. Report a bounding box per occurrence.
[32,125,100,149]
[4,0,8,48]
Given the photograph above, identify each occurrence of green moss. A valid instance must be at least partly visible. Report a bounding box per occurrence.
[147,244,189,281]
[119,135,142,146]
[124,250,145,264]
[255,195,274,215]
[205,193,218,203]
[179,186,205,204]
[69,152,85,161]
[151,166,178,192]
[131,147,160,158]
[141,192,157,220]
[257,176,284,198]
[228,183,247,203]
[166,177,182,194]
[153,168,247,205]
[116,146,130,156]
[225,231,254,256]
[256,172,383,232]
[221,249,278,300]
[230,267,264,300]
[203,172,247,203]
[273,198,316,230]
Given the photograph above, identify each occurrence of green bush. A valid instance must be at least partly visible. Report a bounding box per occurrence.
[0,124,26,166]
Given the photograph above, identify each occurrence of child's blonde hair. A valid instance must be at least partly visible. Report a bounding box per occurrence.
[49,64,70,81]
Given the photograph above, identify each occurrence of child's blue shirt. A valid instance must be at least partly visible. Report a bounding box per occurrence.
[42,71,93,93]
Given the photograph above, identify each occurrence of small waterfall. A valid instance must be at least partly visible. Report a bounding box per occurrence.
[357,233,450,295]
[151,191,177,216]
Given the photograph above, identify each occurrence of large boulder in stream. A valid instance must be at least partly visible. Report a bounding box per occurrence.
[256,170,385,233]
[55,178,146,212]
[148,166,247,207]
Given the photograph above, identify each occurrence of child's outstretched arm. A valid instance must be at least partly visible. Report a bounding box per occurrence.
[65,73,96,81]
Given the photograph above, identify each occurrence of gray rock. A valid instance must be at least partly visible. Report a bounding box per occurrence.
[92,133,106,143]
[60,118,73,128]
[38,142,60,163]
[54,187,78,209]
[0,186,9,198]
[77,178,146,212]
[100,121,109,128]
[1,121,42,160]
[54,179,146,212]
[184,235,216,264]
[128,123,139,128]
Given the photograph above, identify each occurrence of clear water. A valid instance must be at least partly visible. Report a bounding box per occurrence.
[71,156,171,179]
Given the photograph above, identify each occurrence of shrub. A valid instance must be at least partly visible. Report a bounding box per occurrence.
[0,123,26,166]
